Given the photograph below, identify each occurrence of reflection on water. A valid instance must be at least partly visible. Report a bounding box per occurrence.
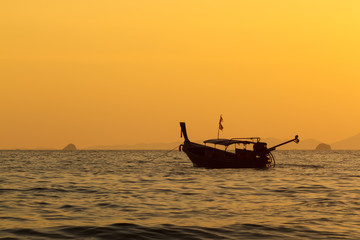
[0,150,360,239]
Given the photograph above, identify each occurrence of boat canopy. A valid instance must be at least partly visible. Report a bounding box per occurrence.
[204,138,257,146]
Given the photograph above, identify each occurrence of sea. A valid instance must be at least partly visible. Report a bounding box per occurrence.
[0,150,360,239]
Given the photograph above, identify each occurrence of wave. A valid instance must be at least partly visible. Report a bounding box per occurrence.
[0,222,352,240]
[0,187,100,194]
[278,163,324,169]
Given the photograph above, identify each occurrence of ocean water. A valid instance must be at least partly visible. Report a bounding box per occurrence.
[0,150,360,239]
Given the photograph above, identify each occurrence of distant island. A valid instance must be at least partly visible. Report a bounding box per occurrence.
[4,133,360,150]
[63,144,77,150]
[315,143,332,150]
[82,134,360,150]
[263,133,360,150]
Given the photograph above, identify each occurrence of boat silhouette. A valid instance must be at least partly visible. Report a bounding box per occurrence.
[179,122,299,168]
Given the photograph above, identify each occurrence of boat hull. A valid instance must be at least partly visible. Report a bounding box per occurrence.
[181,141,271,168]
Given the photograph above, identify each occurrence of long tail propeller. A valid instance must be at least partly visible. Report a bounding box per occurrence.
[268,135,299,152]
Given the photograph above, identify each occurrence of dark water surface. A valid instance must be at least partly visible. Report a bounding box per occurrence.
[1,150,360,239]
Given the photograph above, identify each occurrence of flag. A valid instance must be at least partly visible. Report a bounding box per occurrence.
[219,115,224,131]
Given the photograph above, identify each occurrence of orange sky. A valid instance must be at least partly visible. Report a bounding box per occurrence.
[1,1,360,149]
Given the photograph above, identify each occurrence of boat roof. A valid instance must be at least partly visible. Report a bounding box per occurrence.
[204,138,257,146]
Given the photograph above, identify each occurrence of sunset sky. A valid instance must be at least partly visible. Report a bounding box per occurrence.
[1,1,360,149]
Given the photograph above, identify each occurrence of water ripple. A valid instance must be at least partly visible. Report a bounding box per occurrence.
[1,150,360,239]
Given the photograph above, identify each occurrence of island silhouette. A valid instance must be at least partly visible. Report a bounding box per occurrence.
[62,144,77,151]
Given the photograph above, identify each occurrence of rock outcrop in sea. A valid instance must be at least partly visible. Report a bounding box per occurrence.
[62,143,77,150]
[315,143,332,150]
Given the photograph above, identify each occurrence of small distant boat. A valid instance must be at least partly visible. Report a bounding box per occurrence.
[179,122,299,168]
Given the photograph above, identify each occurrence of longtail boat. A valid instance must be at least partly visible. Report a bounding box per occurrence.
[179,122,299,168]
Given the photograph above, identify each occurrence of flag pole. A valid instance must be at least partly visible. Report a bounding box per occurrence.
[218,114,223,139]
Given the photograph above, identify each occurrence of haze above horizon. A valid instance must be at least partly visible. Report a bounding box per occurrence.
[1,1,360,149]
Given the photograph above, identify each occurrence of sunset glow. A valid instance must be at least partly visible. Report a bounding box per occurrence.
[1,1,360,149]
